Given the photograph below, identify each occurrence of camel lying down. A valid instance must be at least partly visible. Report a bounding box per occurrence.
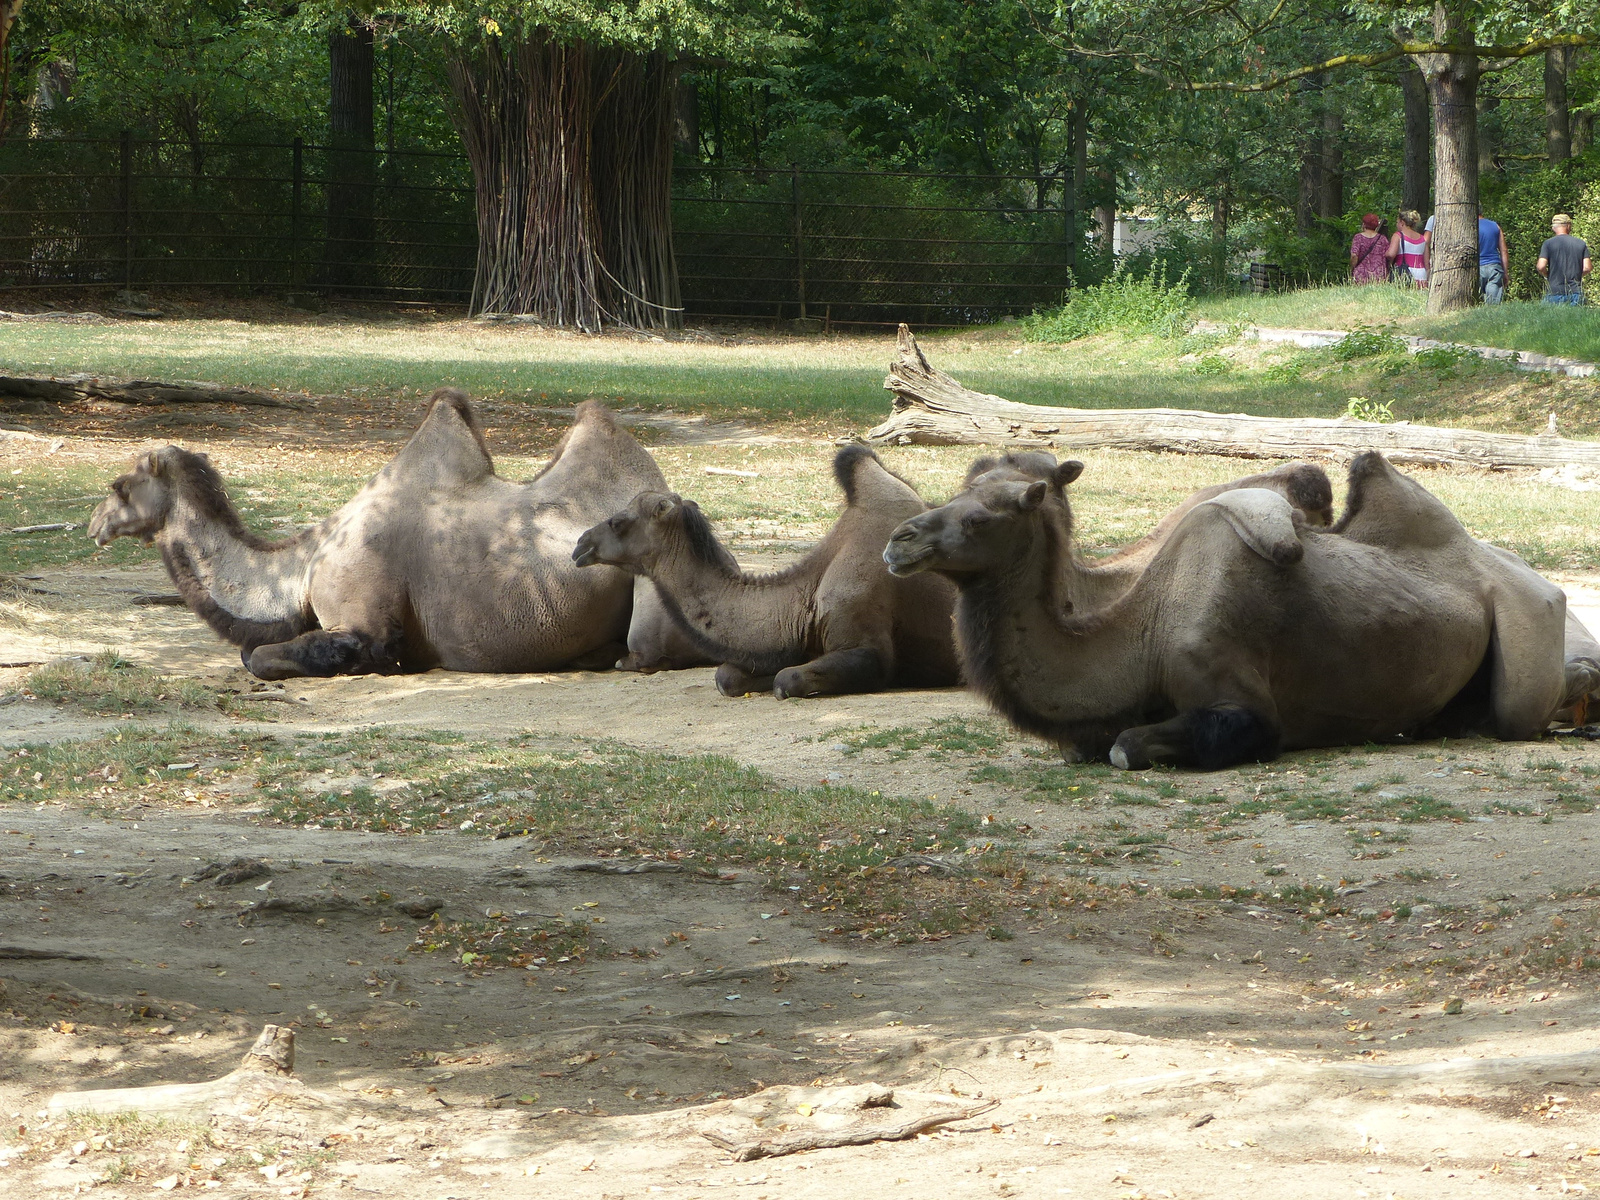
[573,445,961,699]
[885,451,1596,770]
[88,392,708,678]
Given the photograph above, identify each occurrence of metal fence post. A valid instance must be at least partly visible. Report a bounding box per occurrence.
[291,137,303,288]
[119,130,133,292]
[791,163,806,320]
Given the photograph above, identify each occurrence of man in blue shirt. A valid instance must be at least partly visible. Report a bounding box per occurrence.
[1478,211,1509,303]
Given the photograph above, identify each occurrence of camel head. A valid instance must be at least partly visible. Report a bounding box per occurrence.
[573,490,687,574]
[884,459,1084,578]
[88,449,179,547]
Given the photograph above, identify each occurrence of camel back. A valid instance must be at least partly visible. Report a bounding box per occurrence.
[378,389,495,490]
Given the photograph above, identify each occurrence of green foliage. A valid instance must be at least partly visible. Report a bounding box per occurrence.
[1193,353,1230,376]
[1022,264,1194,344]
[1332,325,1407,361]
[21,652,228,715]
[1343,395,1394,423]
[1489,154,1600,300]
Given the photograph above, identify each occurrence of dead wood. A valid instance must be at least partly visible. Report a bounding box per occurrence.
[0,945,98,961]
[866,324,1600,470]
[567,860,689,875]
[702,1094,998,1161]
[129,593,186,606]
[7,523,76,535]
[237,894,360,923]
[0,374,295,409]
[46,1026,320,1122]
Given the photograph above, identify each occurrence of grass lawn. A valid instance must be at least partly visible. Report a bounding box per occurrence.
[4,308,1597,436]
[1194,282,1600,362]
[7,439,1599,575]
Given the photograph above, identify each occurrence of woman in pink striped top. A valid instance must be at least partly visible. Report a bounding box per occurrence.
[1389,209,1427,287]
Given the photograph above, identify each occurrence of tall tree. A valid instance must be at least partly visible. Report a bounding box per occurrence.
[1399,64,1430,212]
[324,15,375,291]
[1547,45,1572,162]
[412,0,782,327]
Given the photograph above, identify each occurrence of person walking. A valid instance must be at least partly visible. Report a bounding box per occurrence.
[1477,210,1509,303]
[1537,214,1591,305]
[1390,209,1428,287]
[1350,214,1388,285]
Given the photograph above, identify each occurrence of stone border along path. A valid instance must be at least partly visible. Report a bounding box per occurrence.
[1191,319,1599,378]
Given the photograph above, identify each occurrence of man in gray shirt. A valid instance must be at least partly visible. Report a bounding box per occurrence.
[1538,214,1591,304]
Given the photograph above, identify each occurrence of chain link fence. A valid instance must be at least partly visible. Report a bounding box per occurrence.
[0,135,1075,325]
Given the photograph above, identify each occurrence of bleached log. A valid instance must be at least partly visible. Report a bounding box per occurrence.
[866,325,1600,470]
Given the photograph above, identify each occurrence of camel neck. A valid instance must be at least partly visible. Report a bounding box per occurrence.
[955,523,1148,747]
[156,479,318,649]
[645,538,822,675]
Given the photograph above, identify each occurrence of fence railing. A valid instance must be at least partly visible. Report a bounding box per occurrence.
[0,135,1076,326]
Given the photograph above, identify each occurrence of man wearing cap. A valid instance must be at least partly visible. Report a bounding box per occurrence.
[1538,215,1591,305]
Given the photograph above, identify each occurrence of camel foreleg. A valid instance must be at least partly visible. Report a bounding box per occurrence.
[716,663,779,697]
[245,629,400,680]
[1109,703,1281,771]
[773,648,889,700]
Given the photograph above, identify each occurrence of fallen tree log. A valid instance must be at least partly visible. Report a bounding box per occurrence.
[866,325,1600,470]
[0,375,295,409]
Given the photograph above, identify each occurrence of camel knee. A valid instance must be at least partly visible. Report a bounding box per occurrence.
[246,630,397,680]
[716,663,775,697]
[1111,704,1279,771]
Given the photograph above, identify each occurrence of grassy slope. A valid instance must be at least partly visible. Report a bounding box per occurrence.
[1194,283,1600,361]
[3,313,1593,433]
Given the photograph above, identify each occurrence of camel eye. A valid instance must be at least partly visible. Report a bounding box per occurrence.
[961,511,993,530]
[610,516,632,533]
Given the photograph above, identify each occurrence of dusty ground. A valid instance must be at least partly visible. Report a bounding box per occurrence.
[4,399,1600,1199]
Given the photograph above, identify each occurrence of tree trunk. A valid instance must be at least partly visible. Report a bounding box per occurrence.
[1211,184,1230,290]
[1064,100,1087,270]
[1477,91,1501,180]
[448,35,604,326]
[1577,111,1595,158]
[1415,4,1480,314]
[867,325,1600,471]
[1546,46,1572,164]
[1318,105,1343,221]
[1400,66,1431,213]
[325,16,375,293]
[593,50,681,329]
[1295,74,1323,233]
[672,75,698,156]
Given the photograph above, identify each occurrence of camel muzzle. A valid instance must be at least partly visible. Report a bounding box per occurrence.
[571,531,601,568]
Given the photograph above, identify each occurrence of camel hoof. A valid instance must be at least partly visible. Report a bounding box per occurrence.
[1108,745,1131,770]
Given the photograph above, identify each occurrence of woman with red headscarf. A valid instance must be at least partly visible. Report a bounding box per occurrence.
[1350,214,1388,284]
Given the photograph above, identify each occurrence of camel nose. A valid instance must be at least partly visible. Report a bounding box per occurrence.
[571,530,599,567]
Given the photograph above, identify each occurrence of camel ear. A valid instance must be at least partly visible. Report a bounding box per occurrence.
[650,495,679,520]
[137,451,162,478]
[1019,480,1048,511]
[1053,461,1084,488]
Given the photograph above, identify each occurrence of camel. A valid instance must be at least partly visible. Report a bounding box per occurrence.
[571,444,961,699]
[87,391,710,678]
[963,452,1334,613]
[883,450,1573,769]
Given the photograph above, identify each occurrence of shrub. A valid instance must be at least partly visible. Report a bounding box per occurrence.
[1194,354,1230,375]
[1022,263,1194,343]
[1344,396,1395,423]
[1333,324,1407,360]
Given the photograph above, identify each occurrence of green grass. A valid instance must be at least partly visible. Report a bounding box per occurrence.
[4,308,1593,434]
[2,725,1073,941]
[826,716,1009,760]
[1195,282,1600,362]
[17,650,240,716]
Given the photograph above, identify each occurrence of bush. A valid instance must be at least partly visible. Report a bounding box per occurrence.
[1487,154,1600,299]
[1333,324,1407,360]
[1022,264,1194,343]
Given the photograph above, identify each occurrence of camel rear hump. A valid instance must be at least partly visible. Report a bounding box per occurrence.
[833,444,927,514]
